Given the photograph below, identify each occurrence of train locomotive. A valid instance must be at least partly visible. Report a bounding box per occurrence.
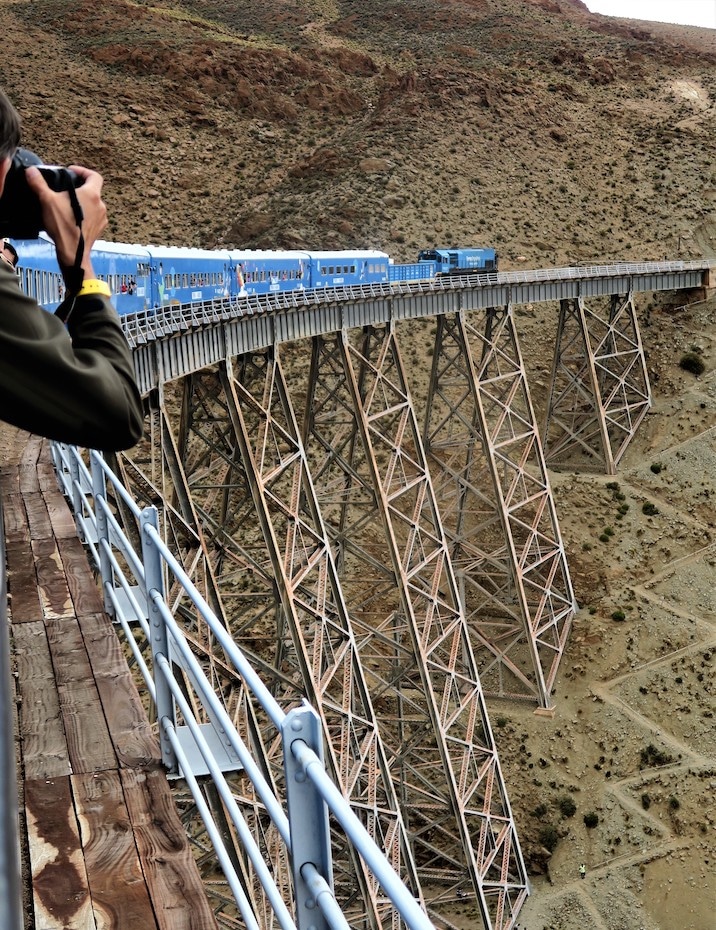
[8,236,498,316]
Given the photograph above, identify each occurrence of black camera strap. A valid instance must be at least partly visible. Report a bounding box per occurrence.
[55,186,85,323]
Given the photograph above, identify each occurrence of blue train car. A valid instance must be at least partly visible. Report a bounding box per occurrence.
[388,260,437,282]
[11,236,64,312]
[91,240,153,315]
[147,246,232,309]
[304,250,390,289]
[228,249,310,298]
[417,247,498,275]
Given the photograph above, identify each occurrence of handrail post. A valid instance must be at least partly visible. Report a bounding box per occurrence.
[90,452,114,617]
[281,703,332,930]
[0,499,23,930]
[68,448,85,541]
[140,506,178,774]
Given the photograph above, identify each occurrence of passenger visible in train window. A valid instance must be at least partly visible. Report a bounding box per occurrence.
[0,238,17,270]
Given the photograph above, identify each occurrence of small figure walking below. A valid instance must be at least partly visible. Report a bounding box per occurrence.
[579,863,586,880]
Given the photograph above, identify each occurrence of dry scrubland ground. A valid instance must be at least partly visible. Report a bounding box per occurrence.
[0,1,715,928]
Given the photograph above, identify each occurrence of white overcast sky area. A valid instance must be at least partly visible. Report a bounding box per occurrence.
[585,0,716,28]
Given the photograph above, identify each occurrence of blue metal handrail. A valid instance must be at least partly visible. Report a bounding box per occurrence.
[50,442,435,930]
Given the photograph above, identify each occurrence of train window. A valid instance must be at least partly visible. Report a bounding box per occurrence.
[137,263,150,277]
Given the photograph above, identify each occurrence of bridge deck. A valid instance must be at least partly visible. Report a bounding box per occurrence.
[0,429,217,930]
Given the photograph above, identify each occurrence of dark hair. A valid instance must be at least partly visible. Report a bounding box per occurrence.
[0,88,21,161]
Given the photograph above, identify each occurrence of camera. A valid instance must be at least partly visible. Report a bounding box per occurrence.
[0,147,83,239]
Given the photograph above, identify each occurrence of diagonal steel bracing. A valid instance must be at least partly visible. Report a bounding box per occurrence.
[422,308,576,706]
[303,325,529,929]
[212,352,421,929]
[543,293,651,474]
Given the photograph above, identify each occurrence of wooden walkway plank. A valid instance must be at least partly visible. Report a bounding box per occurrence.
[4,542,42,623]
[32,536,75,620]
[46,616,117,775]
[76,611,161,769]
[24,775,94,930]
[59,535,105,616]
[12,622,70,780]
[121,768,219,930]
[73,770,160,930]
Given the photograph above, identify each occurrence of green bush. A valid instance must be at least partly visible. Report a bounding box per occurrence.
[642,502,659,516]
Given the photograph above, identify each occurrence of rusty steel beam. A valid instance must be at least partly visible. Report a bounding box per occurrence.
[304,325,529,929]
[422,308,576,707]
[543,293,651,474]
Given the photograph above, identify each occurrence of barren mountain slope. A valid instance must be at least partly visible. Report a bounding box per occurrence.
[1,2,715,929]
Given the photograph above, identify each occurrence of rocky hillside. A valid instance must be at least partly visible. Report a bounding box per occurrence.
[3,0,716,267]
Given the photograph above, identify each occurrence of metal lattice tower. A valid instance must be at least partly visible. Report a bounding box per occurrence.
[303,324,529,927]
[422,307,576,706]
[543,293,651,473]
[127,359,423,930]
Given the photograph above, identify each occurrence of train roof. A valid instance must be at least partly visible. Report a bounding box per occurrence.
[226,249,311,260]
[306,250,389,259]
[92,240,151,257]
[144,245,232,261]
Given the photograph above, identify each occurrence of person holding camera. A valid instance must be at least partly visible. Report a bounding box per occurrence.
[0,87,143,451]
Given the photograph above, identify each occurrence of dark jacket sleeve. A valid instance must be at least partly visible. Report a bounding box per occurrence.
[0,263,144,450]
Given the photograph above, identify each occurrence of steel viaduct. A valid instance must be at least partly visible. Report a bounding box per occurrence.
[86,259,711,929]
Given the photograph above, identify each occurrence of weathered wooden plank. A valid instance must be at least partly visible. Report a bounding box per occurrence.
[5,542,42,623]
[43,485,80,540]
[25,776,94,930]
[73,770,160,930]
[58,535,104,617]
[24,492,53,542]
[77,612,161,769]
[0,490,29,546]
[18,462,41,493]
[13,622,70,779]
[32,536,74,620]
[20,434,46,468]
[121,768,219,930]
[46,616,116,775]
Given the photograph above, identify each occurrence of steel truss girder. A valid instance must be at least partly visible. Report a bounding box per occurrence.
[543,293,651,474]
[303,325,529,930]
[196,353,420,930]
[422,308,576,706]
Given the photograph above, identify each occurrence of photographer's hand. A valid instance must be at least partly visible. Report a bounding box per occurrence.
[25,164,107,278]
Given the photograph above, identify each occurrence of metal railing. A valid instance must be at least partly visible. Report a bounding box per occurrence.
[120,258,713,348]
[0,498,23,930]
[50,442,434,930]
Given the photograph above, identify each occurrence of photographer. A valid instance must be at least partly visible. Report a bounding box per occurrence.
[0,87,143,451]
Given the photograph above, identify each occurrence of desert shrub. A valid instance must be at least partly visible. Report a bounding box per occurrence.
[538,824,560,852]
[558,796,577,818]
[650,462,663,474]
[641,793,651,810]
[640,743,673,768]
[669,795,680,811]
[584,812,599,829]
[679,352,705,376]
[611,609,626,622]
[642,502,659,516]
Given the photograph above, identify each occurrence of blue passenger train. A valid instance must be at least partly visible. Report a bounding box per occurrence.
[8,236,496,316]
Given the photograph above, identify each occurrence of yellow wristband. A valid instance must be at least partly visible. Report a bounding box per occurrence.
[76,279,111,298]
